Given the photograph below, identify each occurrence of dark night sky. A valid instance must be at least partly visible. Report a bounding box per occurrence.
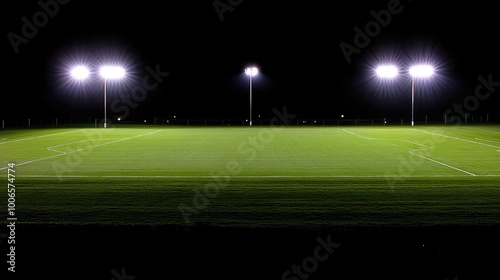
[3,0,500,122]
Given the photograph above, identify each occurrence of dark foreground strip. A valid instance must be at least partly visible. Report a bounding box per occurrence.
[6,224,500,280]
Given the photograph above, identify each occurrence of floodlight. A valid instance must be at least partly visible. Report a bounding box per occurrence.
[376,65,398,78]
[100,66,125,79]
[245,67,258,77]
[409,65,434,78]
[71,66,90,80]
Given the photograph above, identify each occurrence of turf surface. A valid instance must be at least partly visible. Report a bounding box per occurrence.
[1,125,499,228]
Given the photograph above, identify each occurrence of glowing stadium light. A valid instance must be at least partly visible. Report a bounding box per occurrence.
[376,65,398,78]
[99,66,126,79]
[409,65,434,78]
[375,64,434,126]
[245,66,259,126]
[245,67,258,77]
[70,66,90,80]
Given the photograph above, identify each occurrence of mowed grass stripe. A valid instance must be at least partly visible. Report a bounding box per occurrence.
[9,177,500,228]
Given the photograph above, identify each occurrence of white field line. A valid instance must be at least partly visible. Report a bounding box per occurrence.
[405,140,476,176]
[475,138,500,152]
[342,129,478,176]
[45,139,118,154]
[342,129,376,140]
[0,129,85,145]
[16,174,500,179]
[416,129,500,149]
[47,140,89,155]
[0,130,163,171]
[475,138,500,144]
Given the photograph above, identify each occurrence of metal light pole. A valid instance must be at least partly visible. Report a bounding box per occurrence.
[100,66,125,128]
[249,73,252,126]
[409,65,434,127]
[245,67,258,126]
[411,76,415,127]
[103,78,108,128]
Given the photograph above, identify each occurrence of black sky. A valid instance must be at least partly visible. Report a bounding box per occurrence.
[3,0,500,123]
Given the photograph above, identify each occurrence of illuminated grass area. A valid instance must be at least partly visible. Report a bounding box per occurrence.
[1,125,499,228]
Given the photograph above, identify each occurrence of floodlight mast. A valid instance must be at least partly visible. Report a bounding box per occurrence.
[245,67,258,126]
[411,77,415,127]
[375,65,433,126]
[70,65,125,128]
[104,78,108,128]
[409,65,434,127]
[99,66,125,128]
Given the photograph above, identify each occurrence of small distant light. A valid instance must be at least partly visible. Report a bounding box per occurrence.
[117,117,121,121]
[173,116,176,119]
[341,115,344,118]
[144,120,147,123]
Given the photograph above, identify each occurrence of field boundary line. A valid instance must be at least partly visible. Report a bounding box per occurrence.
[0,130,163,171]
[0,129,85,145]
[342,129,376,140]
[475,138,500,152]
[405,140,476,176]
[475,138,500,144]
[416,129,500,149]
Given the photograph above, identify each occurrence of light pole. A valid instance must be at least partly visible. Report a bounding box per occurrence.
[99,66,125,128]
[70,65,125,128]
[245,66,258,126]
[376,64,434,126]
[409,65,434,126]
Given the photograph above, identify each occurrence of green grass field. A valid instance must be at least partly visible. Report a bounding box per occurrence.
[1,125,499,229]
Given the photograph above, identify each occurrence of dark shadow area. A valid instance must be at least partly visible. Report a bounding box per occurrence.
[6,224,500,279]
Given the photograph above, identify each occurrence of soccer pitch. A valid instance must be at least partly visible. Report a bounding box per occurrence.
[1,125,499,228]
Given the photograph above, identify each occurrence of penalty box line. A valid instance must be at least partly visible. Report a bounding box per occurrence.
[0,130,163,171]
[342,129,477,176]
[405,140,476,176]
